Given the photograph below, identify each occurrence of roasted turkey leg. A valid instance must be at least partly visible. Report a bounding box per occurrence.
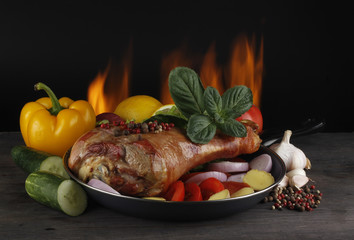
[68,124,261,197]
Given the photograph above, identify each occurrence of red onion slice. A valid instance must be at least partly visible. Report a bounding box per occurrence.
[227,173,246,182]
[249,154,272,172]
[87,179,120,195]
[185,171,228,185]
[207,161,249,173]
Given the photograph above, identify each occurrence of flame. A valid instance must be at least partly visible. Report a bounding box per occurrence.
[87,59,131,114]
[227,34,263,107]
[160,35,263,107]
[200,42,224,94]
[88,35,263,113]
[87,43,132,114]
[160,45,194,104]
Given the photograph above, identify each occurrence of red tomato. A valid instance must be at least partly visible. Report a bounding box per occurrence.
[222,181,250,195]
[163,181,185,201]
[184,182,203,201]
[199,177,225,200]
[236,104,263,133]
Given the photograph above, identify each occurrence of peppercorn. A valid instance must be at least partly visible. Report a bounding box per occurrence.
[263,184,322,212]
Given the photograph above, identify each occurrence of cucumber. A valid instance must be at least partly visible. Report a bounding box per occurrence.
[11,145,70,179]
[25,171,87,216]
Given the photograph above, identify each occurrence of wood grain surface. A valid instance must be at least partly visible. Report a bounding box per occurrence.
[1,132,353,240]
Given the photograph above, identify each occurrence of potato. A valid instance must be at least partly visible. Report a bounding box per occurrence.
[208,189,230,201]
[142,197,166,201]
[230,187,255,198]
[243,169,275,191]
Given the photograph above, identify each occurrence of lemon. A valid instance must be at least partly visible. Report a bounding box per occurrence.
[152,104,187,120]
[114,95,163,123]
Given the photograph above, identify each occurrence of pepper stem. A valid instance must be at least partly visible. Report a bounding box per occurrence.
[34,82,64,115]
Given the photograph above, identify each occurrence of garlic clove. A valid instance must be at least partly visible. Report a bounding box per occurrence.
[278,175,289,188]
[288,174,309,189]
[286,168,307,178]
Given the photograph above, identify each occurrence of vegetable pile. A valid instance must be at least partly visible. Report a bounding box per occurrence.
[161,153,275,201]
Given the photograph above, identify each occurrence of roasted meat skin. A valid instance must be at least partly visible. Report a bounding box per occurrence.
[68,125,261,197]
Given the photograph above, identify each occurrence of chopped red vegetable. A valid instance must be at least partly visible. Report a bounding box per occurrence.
[199,177,225,200]
[184,182,203,201]
[163,180,185,201]
[222,181,250,195]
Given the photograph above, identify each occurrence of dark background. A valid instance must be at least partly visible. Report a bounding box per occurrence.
[1,1,353,132]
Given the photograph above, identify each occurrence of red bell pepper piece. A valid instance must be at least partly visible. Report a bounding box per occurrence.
[163,180,185,201]
[222,181,250,195]
[199,177,225,200]
[184,182,203,201]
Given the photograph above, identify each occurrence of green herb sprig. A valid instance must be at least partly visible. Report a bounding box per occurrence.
[168,66,253,144]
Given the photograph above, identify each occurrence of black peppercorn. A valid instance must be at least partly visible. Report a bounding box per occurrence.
[263,184,322,212]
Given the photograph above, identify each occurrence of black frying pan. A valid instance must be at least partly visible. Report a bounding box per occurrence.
[62,118,324,221]
[63,145,285,221]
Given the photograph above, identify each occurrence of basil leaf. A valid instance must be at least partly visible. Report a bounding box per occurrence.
[187,114,216,144]
[217,118,247,138]
[221,85,253,119]
[168,67,205,118]
[204,86,223,121]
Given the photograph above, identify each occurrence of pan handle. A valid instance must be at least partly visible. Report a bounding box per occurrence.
[261,118,326,147]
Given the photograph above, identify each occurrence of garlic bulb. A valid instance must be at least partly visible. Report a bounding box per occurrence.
[270,130,311,171]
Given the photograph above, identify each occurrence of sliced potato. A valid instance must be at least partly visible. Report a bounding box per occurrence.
[230,187,254,198]
[142,197,166,201]
[243,169,275,191]
[208,189,230,201]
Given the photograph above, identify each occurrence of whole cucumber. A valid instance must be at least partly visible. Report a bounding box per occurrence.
[11,145,69,179]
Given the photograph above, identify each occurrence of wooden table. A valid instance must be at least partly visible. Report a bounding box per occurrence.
[1,132,353,239]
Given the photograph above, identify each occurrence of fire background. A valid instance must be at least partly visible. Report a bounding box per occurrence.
[1,1,353,133]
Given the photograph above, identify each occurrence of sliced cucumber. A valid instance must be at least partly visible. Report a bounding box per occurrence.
[57,179,88,216]
[11,145,69,179]
[25,171,87,216]
[40,156,70,179]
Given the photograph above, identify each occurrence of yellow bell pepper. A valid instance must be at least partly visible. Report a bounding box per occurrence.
[20,82,96,156]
